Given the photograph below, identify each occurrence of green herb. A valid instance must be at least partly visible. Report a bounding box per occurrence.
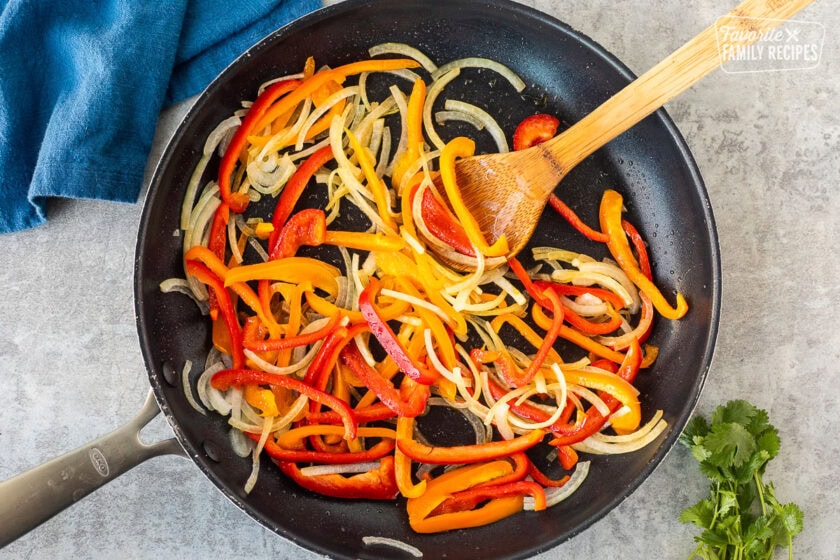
[679,400,803,560]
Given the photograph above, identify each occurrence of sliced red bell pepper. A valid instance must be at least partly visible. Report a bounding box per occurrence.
[268,208,327,260]
[208,202,230,264]
[185,260,243,369]
[512,113,560,151]
[359,277,437,385]
[527,460,571,488]
[531,279,626,311]
[471,288,563,388]
[243,310,341,352]
[559,302,623,335]
[249,432,393,464]
[432,480,547,515]
[419,186,474,256]
[546,195,610,243]
[277,456,399,500]
[219,79,302,213]
[306,402,396,425]
[339,341,430,418]
[396,428,545,465]
[268,145,334,249]
[621,218,652,280]
[211,368,357,440]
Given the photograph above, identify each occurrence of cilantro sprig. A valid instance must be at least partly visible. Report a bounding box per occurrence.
[679,400,803,560]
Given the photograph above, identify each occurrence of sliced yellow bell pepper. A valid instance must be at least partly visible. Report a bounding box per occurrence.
[439,137,509,258]
[599,189,688,320]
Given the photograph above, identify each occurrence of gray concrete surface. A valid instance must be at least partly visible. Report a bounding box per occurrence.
[1,1,837,558]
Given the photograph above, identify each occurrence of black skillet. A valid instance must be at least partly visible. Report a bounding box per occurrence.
[0,1,720,558]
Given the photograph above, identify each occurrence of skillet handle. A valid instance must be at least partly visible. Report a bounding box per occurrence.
[0,389,186,547]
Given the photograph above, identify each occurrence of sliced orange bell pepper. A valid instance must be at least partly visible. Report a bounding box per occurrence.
[406,460,522,533]
[395,417,428,499]
[223,257,340,297]
[397,428,545,465]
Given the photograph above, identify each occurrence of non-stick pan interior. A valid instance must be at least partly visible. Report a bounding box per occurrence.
[135,1,720,558]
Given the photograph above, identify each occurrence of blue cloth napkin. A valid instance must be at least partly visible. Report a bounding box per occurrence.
[0,0,319,234]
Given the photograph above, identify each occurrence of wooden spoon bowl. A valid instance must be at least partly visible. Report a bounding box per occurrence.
[426,0,814,268]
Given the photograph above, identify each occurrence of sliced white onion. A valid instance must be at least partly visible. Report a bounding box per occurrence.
[181,360,206,415]
[362,536,423,558]
[423,68,461,150]
[300,461,382,477]
[443,99,509,153]
[295,85,360,151]
[523,461,591,510]
[573,417,668,455]
[159,278,210,315]
[229,426,253,458]
[434,109,486,131]
[180,152,212,231]
[369,42,438,73]
[431,57,526,92]
[196,361,226,412]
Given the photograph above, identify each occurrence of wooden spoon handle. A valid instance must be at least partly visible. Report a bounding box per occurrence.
[545,0,815,171]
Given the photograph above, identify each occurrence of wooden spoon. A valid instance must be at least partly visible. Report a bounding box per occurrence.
[434,0,814,266]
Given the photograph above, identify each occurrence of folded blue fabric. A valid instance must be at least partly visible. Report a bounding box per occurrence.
[0,0,319,234]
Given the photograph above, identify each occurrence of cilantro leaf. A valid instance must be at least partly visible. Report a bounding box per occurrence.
[680,498,716,528]
[711,399,756,427]
[703,422,756,468]
[681,415,710,447]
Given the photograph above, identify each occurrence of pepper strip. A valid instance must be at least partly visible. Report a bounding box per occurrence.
[531,280,627,311]
[439,137,509,257]
[492,288,563,388]
[339,341,430,417]
[243,312,342,352]
[268,145,335,250]
[393,79,427,190]
[224,257,340,297]
[622,218,652,280]
[434,481,547,514]
[278,456,399,500]
[184,245,272,326]
[397,428,545,465]
[278,456,398,500]
[599,189,688,320]
[547,195,610,243]
[406,460,522,534]
[419,186,474,256]
[248,432,393,464]
[359,278,437,385]
[395,417,428,499]
[527,461,571,488]
[322,230,405,253]
[268,208,327,260]
[346,127,397,232]
[254,58,421,133]
[185,261,244,369]
[531,304,627,364]
[211,369,357,440]
[219,79,302,213]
